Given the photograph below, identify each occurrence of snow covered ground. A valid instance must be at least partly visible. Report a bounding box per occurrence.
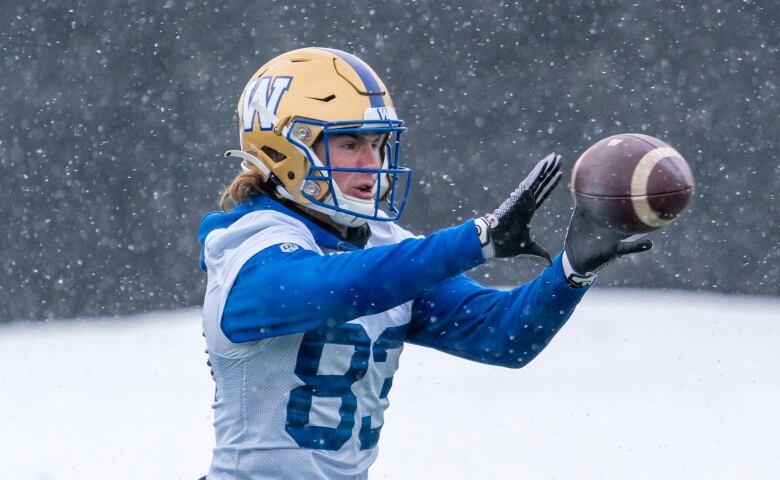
[1,289,778,480]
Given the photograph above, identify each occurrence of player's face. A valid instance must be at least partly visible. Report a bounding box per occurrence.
[314,133,382,200]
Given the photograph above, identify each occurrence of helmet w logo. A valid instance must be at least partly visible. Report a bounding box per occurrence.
[365,106,398,121]
[242,76,293,131]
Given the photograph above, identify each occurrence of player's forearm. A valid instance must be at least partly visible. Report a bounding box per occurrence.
[497,253,590,367]
[221,220,486,343]
[408,252,589,368]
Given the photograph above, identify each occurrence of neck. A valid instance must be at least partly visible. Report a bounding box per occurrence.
[294,203,372,248]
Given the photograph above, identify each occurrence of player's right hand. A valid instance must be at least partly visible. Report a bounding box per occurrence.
[475,153,562,264]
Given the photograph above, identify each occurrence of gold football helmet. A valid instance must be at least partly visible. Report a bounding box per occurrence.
[227,47,411,227]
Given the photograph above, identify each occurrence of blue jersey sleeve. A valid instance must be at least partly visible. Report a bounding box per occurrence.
[221,221,485,343]
[406,252,589,368]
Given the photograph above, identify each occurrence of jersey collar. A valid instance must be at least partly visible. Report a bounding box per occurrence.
[198,194,371,271]
[250,195,370,251]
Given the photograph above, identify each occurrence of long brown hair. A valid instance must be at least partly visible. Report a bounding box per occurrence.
[219,171,269,211]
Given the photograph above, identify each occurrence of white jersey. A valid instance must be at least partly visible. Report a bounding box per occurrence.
[201,210,416,479]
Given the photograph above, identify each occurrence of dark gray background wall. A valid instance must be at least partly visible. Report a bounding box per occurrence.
[1,0,777,321]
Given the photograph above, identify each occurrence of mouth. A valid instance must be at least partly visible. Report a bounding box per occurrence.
[350,182,376,200]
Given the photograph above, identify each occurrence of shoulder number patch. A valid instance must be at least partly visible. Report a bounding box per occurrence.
[279,243,300,253]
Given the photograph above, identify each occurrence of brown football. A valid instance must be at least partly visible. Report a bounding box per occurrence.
[570,133,695,235]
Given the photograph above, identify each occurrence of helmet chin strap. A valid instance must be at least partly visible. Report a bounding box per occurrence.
[307,170,382,227]
[333,213,368,227]
[306,203,368,227]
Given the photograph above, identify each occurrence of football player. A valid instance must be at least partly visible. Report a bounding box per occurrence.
[197,47,651,479]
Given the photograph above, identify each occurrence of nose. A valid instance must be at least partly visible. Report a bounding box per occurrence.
[357,143,381,168]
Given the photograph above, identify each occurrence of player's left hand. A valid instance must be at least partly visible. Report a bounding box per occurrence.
[475,153,562,264]
[562,203,654,287]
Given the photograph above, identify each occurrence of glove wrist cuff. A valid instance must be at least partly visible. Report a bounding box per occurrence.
[474,217,495,259]
[562,249,596,288]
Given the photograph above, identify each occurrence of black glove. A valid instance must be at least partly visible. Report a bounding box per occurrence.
[563,205,654,287]
[475,153,562,265]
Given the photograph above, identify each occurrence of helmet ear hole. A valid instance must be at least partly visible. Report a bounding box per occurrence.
[261,146,287,163]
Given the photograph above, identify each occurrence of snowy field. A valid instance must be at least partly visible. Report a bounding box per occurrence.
[1,289,778,480]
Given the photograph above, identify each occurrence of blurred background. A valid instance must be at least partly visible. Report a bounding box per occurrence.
[1,0,777,322]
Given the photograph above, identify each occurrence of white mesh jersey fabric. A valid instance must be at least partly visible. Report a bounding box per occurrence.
[202,210,417,479]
